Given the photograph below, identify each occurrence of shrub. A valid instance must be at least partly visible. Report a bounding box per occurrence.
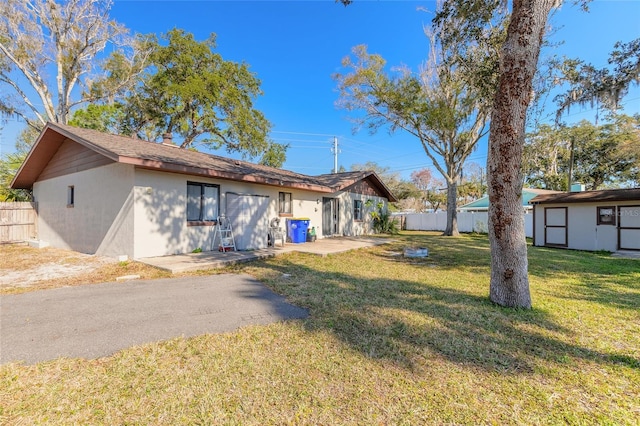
[370,207,399,234]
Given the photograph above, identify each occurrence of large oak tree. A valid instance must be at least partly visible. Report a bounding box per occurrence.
[485,0,558,308]
[77,29,288,167]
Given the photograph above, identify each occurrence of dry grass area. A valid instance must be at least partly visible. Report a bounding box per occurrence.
[1,232,639,424]
[0,244,170,294]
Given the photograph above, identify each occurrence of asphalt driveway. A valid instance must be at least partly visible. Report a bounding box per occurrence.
[0,274,308,365]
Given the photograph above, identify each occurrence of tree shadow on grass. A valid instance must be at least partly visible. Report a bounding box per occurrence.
[250,243,638,374]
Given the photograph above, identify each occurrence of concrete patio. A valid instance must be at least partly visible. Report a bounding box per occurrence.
[139,237,392,273]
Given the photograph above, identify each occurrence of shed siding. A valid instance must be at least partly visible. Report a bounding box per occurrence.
[533,201,640,252]
[568,204,617,252]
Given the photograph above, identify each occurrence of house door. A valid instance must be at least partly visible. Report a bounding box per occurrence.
[322,198,339,236]
[225,193,270,250]
[544,207,568,247]
[618,205,640,250]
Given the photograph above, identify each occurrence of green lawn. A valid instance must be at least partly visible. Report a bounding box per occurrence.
[1,232,638,425]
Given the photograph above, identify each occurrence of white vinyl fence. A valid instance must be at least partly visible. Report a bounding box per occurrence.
[402,211,533,238]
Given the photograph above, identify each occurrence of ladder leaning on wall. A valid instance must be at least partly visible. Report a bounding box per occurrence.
[212,215,236,252]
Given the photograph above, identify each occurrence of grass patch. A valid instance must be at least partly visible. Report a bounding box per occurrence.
[1,232,638,424]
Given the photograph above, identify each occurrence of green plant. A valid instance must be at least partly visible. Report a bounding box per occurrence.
[192,247,202,253]
[370,207,399,234]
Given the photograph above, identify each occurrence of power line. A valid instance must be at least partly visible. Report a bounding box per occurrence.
[271,130,336,137]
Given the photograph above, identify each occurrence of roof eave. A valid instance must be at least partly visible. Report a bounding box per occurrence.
[124,158,334,193]
[11,122,121,189]
[529,189,640,205]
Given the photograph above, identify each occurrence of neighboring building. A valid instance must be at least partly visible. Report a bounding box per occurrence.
[11,123,396,259]
[529,188,640,252]
[458,188,561,212]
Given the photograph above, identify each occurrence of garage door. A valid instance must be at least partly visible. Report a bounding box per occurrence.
[544,207,568,247]
[618,205,640,250]
[225,193,270,250]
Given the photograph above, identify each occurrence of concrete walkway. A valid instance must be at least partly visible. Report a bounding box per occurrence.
[139,237,391,273]
[1,274,308,365]
[611,250,640,259]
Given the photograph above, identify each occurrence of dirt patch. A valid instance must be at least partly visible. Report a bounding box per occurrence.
[0,244,171,293]
[0,258,116,288]
[0,245,116,288]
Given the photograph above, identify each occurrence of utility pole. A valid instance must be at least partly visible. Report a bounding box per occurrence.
[332,136,339,173]
[567,135,575,193]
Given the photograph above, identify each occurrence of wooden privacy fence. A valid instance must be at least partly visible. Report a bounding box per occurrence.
[0,202,38,243]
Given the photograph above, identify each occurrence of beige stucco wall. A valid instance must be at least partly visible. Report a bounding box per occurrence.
[131,169,391,257]
[134,169,213,258]
[131,169,350,257]
[34,162,135,257]
[274,188,324,237]
[533,201,639,252]
[34,164,391,259]
[332,190,386,237]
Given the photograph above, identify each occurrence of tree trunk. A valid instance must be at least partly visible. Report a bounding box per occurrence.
[444,180,459,236]
[487,0,555,309]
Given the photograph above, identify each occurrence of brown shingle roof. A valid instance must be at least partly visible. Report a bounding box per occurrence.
[12,122,397,201]
[529,188,640,204]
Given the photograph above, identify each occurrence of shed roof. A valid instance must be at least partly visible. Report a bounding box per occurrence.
[459,188,561,210]
[529,188,640,205]
[12,122,397,201]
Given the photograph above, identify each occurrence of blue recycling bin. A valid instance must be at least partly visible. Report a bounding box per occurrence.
[287,219,310,243]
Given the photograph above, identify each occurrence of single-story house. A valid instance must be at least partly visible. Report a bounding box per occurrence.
[459,188,561,213]
[11,122,396,259]
[529,188,640,252]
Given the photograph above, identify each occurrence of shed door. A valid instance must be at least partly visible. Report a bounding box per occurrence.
[225,193,270,250]
[618,205,640,250]
[544,207,568,247]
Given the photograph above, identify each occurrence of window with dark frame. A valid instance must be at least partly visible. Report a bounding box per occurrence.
[597,206,616,226]
[187,182,219,223]
[354,199,363,221]
[279,192,292,215]
[67,185,75,207]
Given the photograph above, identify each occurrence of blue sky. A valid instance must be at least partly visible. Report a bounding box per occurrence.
[2,0,639,180]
